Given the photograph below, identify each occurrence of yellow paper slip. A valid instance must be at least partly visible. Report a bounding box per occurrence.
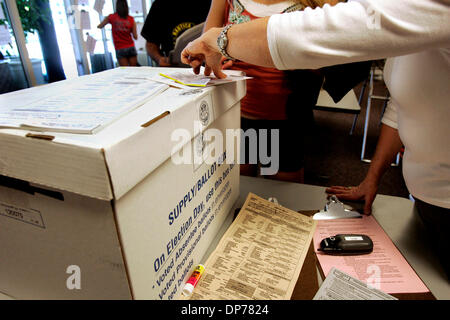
[159,72,210,87]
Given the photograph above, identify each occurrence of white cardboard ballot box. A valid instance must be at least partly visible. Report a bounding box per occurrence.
[0,67,246,299]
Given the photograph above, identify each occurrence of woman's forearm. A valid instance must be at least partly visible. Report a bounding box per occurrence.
[204,18,274,68]
[203,0,226,32]
[132,22,138,40]
[227,17,273,67]
[268,0,450,70]
[97,17,108,29]
[183,0,449,75]
[365,124,403,184]
[146,42,164,62]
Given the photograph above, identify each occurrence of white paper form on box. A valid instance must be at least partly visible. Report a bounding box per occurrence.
[159,68,252,88]
[0,70,168,134]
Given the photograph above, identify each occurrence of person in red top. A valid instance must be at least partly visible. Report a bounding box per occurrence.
[204,0,338,183]
[98,0,138,66]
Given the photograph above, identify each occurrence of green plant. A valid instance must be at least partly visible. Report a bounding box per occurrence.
[16,0,51,34]
[0,2,7,26]
[0,1,50,34]
[0,3,10,57]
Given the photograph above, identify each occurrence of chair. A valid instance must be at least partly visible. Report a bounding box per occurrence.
[315,89,361,115]
[355,61,399,165]
[314,88,362,134]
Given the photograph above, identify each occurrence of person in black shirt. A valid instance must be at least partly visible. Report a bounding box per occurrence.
[141,0,211,67]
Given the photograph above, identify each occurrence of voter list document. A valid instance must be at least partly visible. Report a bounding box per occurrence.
[0,68,167,134]
[313,267,397,300]
[189,193,317,300]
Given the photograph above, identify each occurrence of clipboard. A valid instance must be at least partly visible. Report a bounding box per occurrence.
[313,195,362,220]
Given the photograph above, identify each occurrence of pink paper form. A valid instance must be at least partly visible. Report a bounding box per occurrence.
[313,215,429,294]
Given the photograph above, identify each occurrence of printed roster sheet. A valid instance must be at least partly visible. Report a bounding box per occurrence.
[189,193,317,300]
[313,268,397,300]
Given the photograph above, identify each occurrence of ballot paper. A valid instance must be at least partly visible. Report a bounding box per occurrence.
[160,72,211,87]
[188,193,317,300]
[159,68,252,87]
[314,216,429,294]
[313,267,397,300]
[0,73,168,134]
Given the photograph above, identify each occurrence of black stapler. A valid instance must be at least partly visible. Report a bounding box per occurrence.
[319,234,373,255]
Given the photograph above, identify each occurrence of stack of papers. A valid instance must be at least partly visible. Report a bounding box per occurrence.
[186,193,317,300]
[0,71,167,134]
[160,72,211,87]
[158,68,252,88]
[313,267,397,300]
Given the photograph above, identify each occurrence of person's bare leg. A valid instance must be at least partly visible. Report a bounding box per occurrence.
[118,57,129,66]
[128,56,138,66]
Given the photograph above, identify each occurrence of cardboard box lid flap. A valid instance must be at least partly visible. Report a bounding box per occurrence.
[0,68,246,201]
[103,81,246,200]
[0,130,113,200]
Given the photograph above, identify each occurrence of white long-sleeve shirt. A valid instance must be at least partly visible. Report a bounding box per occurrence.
[267,0,450,208]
